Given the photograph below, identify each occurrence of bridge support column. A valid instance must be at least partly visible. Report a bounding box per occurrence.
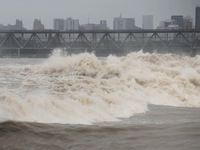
[18,49,20,57]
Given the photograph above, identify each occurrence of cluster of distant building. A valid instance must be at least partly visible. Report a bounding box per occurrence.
[53,18,108,31]
[46,15,153,31]
[158,16,193,29]
[0,19,25,30]
[157,7,200,30]
[0,16,154,31]
[0,19,45,30]
[0,6,200,31]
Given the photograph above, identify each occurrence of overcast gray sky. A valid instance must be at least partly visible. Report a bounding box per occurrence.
[0,0,199,29]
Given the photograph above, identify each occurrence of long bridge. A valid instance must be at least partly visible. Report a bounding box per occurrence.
[0,29,200,56]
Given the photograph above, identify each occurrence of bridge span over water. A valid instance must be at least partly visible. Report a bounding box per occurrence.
[0,29,200,56]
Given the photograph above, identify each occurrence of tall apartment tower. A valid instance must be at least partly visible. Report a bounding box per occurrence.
[113,16,135,30]
[183,16,193,29]
[195,6,200,29]
[113,15,136,38]
[33,19,45,30]
[171,16,184,29]
[113,16,123,30]
[142,15,153,29]
[53,19,64,31]
[122,18,135,29]
[65,18,79,30]
[15,19,23,30]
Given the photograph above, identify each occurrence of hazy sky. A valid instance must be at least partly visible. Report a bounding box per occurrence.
[0,0,199,29]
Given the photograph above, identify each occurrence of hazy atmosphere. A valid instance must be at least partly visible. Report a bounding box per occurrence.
[0,0,199,29]
[1,0,200,150]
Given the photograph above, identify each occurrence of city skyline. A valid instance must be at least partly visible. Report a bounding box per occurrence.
[0,0,199,29]
[0,13,196,31]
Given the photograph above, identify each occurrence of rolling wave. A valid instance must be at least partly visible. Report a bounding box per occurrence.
[0,49,200,124]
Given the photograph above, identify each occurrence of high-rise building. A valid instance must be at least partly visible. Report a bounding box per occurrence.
[15,19,23,30]
[113,15,138,39]
[195,6,200,29]
[183,16,193,29]
[33,19,45,30]
[65,17,79,30]
[113,16,136,30]
[122,18,135,29]
[73,20,79,30]
[113,16,122,30]
[53,19,64,31]
[171,15,184,29]
[142,15,153,29]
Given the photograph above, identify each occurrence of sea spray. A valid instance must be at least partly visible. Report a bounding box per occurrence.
[0,49,199,124]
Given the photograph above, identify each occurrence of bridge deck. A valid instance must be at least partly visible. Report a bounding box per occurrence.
[0,29,200,33]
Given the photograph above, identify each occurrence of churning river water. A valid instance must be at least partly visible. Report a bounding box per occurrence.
[0,50,200,150]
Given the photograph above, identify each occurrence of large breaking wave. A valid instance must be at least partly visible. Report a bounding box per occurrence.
[0,49,200,124]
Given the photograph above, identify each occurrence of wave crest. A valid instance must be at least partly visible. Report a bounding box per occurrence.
[0,49,200,124]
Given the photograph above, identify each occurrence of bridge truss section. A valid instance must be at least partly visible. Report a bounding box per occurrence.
[0,30,199,52]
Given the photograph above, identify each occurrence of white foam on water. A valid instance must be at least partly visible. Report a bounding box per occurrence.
[0,49,200,124]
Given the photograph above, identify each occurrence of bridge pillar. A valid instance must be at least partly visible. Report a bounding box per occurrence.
[18,49,20,57]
